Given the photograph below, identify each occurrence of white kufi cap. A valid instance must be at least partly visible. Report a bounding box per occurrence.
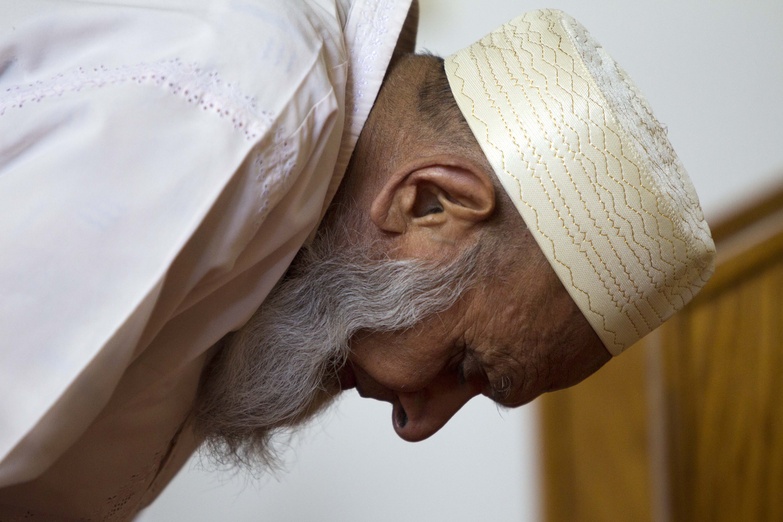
[445,9,716,355]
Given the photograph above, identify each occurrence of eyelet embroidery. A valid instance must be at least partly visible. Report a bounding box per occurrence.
[0,58,272,142]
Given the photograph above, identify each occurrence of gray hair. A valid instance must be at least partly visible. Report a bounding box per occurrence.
[194,230,482,469]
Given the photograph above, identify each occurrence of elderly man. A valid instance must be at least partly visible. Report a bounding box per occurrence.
[0,0,714,519]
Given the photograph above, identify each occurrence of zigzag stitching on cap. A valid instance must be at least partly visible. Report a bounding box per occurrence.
[528,19,639,298]
[504,18,651,338]
[559,13,691,283]
[609,133,694,307]
[599,109,693,304]
[548,41,666,330]
[524,18,656,336]
[507,18,624,349]
[543,16,670,291]
[462,22,621,350]
[561,15,702,304]
[610,69,701,268]
[566,10,717,315]
[534,14,682,328]
[535,19,670,305]
[552,18,681,329]
[457,41,619,350]
[457,48,525,215]
[514,12,685,343]
[543,81,674,303]
[567,107,673,295]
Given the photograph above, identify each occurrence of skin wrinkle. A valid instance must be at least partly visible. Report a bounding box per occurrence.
[467,268,544,405]
[195,231,484,466]
[344,54,607,440]
[195,51,610,460]
[450,32,624,347]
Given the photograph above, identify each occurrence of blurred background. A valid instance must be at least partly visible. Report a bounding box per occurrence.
[139,0,783,520]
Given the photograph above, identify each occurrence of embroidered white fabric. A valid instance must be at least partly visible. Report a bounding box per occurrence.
[561,14,713,251]
[0,0,412,518]
[1,58,272,141]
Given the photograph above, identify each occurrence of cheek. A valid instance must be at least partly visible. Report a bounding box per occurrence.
[474,298,527,350]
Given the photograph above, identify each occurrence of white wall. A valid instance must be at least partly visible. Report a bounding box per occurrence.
[139,1,783,521]
[139,396,535,521]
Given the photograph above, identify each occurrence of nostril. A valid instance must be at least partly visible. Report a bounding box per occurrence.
[394,405,408,429]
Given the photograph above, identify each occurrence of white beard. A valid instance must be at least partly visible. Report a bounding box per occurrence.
[194,229,480,468]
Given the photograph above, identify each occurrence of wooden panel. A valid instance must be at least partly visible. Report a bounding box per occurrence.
[540,181,783,522]
[540,341,654,522]
[695,194,783,304]
[662,257,783,521]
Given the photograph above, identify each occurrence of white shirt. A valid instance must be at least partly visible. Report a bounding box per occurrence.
[0,0,411,517]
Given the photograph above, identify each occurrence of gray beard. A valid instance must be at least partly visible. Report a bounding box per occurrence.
[194,229,480,469]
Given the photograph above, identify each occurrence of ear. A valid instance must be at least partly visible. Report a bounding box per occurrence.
[370,155,495,248]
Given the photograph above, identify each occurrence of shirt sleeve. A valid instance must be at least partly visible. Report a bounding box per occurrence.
[0,0,346,485]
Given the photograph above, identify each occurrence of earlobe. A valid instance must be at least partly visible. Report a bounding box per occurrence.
[370,155,495,242]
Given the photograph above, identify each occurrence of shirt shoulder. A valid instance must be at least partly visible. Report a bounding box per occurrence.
[0,0,351,487]
[1,0,349,124]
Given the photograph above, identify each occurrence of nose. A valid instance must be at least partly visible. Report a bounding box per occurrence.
[392,373,482,442]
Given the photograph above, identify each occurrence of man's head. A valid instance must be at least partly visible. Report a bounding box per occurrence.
[195,9,714,465]
[194,51,608,461]
[328,52,610,441]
